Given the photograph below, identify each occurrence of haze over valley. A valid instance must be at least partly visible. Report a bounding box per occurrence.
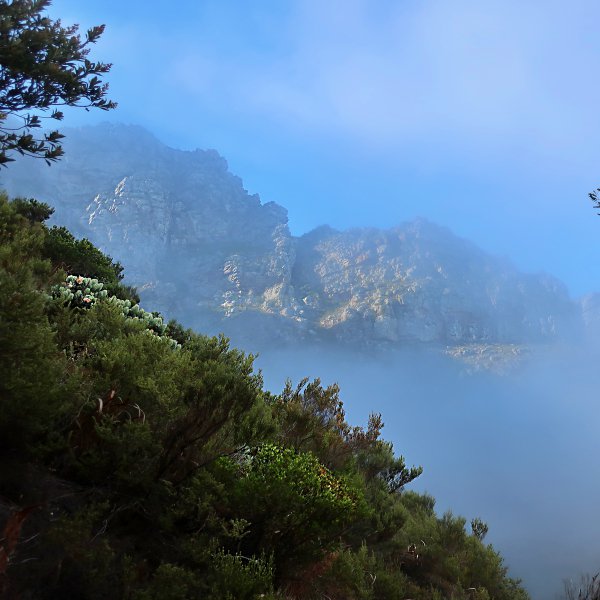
[3,123,599,599]
[4,1,600,596]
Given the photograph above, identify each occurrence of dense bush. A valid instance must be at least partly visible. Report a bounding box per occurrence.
[0,195,530,599]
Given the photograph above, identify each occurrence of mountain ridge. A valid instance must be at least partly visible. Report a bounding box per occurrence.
[0,122,582,350]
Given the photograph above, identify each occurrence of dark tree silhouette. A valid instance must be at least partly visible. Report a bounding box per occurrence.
[589,188,600,214]
[0,0,116,165]
[563,573,600,600]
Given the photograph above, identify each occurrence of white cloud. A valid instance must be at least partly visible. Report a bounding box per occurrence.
[160,0,600,162]
[51,0,600,170]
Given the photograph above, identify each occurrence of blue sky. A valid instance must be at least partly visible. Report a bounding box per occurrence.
[51,0,600,296]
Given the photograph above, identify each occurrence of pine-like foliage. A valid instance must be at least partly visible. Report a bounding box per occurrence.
[0,0,116,164]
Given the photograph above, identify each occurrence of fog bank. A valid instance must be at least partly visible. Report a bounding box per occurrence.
[254,342,600,600]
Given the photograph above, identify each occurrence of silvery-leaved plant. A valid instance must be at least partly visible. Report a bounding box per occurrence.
[51,275,180,349]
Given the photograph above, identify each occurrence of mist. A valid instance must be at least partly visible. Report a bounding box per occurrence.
[251,340,600,600]
[3,0,600,597]
[3,116,597,597]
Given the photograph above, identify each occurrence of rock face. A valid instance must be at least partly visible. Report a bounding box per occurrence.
[0,123,580,348]
[291,223,576,345]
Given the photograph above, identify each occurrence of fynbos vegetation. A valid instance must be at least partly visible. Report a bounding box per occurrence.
[0,195,530,598]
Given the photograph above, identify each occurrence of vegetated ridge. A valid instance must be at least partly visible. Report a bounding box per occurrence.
[0,194,530,598]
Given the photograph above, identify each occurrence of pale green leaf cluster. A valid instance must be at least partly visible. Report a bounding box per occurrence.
[51,274,180,349]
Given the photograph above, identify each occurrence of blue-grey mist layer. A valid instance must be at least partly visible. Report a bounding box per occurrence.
[2,123,599,599]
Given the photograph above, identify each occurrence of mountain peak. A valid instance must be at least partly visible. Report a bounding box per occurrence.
[0,122,581,348]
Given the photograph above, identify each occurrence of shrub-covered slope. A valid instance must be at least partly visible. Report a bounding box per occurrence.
[0,194,529,599]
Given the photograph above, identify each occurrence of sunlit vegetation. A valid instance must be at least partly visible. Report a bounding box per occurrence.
[0,194,530,598]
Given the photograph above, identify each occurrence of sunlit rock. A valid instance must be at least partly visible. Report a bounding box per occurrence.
[0,123,582,352]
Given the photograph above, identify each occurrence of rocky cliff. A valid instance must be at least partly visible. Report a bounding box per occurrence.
[0,123,580,349]
[291,222,576,345]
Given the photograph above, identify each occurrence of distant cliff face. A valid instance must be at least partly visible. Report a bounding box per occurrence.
[0,124,297,336]
[291,223,576,345]
[0,123,580,347]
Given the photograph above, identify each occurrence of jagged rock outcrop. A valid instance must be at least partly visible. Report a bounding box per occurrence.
[0,123,581,348]
[291,222,577,345]
[0,124,298,335]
